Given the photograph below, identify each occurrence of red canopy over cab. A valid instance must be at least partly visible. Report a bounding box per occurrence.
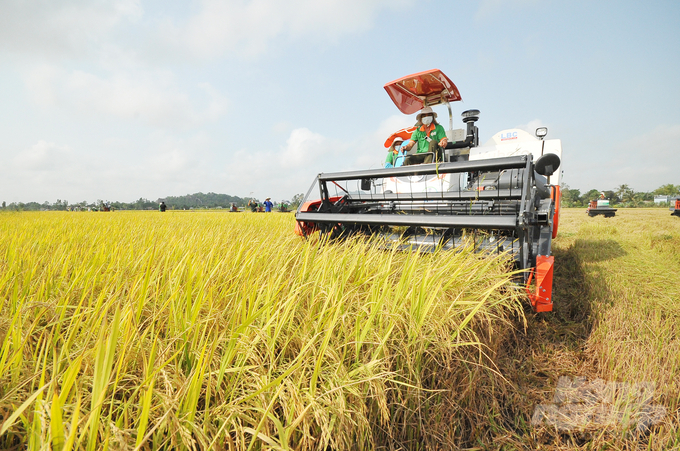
[384,69,462,115]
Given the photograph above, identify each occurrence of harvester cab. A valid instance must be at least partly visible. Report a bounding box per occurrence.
[295,69,563,312]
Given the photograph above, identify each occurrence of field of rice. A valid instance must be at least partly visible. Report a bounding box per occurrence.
[0,210,525,450]
[0,208,678,450]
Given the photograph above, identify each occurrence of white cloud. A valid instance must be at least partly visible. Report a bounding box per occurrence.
[221,118,420,200]
[515,118,546,135]
[0,131,220,203]
[221,127,351,199]
[156,0,414,58]
[24,65,227,129]
[278,128,332,168]
[3,140,94,203]
[13,141,74,171]
[0,0,142,57]
[353,115,414,168]
[143,131,211,179]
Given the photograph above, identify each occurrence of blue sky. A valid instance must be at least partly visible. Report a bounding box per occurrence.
[1,0,678,204]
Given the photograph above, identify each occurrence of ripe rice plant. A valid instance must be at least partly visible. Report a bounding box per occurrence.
[493,208,680,450]
[0,211,524,450]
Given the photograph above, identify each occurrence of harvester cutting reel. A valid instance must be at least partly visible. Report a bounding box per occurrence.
[295,153,561,312]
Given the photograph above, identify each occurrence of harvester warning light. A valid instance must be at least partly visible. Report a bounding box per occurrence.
[500,131,518,141]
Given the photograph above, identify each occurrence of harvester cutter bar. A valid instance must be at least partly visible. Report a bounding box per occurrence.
[295,212,517,229]
[379,232,520,256]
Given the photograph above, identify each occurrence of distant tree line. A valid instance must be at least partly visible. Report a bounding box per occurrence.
[162,192,246,210]
[0,192,306,212]
[7,183,674,212]
[561,183,680,208]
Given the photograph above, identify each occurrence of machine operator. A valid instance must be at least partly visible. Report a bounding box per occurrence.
[400,106,448,165]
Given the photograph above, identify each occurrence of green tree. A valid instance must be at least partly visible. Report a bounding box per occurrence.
[604,190,620,204]
[653,184,680,197]
[584,189,601,202]
[560,184,583,207]
[290,193,304,209]
[615,184,634,204]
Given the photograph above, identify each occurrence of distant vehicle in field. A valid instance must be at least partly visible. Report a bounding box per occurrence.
[671,198,680,217]
[586,194,616,218]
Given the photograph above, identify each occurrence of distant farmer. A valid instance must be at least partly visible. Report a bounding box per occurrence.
[401,106,448,165]
[263,197,273,212]
[159,201,167,212]
[248,199,258,212]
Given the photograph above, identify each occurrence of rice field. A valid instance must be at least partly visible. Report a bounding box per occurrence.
[498,208,680,449]
[1,208,678,450]
[0,211,524,450]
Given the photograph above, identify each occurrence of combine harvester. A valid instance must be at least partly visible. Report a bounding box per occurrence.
[586,195,617,218]
[671,198,680,217]
[295,69,562,312]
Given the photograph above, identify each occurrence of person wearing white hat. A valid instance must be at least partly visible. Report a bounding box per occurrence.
[263,197,273,212]
[401,106,448,165]
[384,136,406,168]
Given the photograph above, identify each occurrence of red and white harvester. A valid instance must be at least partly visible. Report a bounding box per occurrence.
[586,194,617,218]
[295,69,563,312]
[671,198,680,217]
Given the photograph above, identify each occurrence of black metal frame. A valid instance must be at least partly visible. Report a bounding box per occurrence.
[295,155,556,275]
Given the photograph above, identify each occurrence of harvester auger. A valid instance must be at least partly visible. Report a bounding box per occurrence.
[294,69,563,313]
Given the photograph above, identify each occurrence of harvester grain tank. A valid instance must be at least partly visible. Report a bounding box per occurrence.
[294,69,562,313]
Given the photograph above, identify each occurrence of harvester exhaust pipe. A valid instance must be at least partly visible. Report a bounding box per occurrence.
[448,109,480,149]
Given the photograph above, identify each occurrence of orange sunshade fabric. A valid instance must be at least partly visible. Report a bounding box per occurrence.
[383,126,416,148]
[384,69,462,115]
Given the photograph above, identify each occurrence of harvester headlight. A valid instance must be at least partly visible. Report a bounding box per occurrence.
[461,109,480,123]
[535,127,548,139]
